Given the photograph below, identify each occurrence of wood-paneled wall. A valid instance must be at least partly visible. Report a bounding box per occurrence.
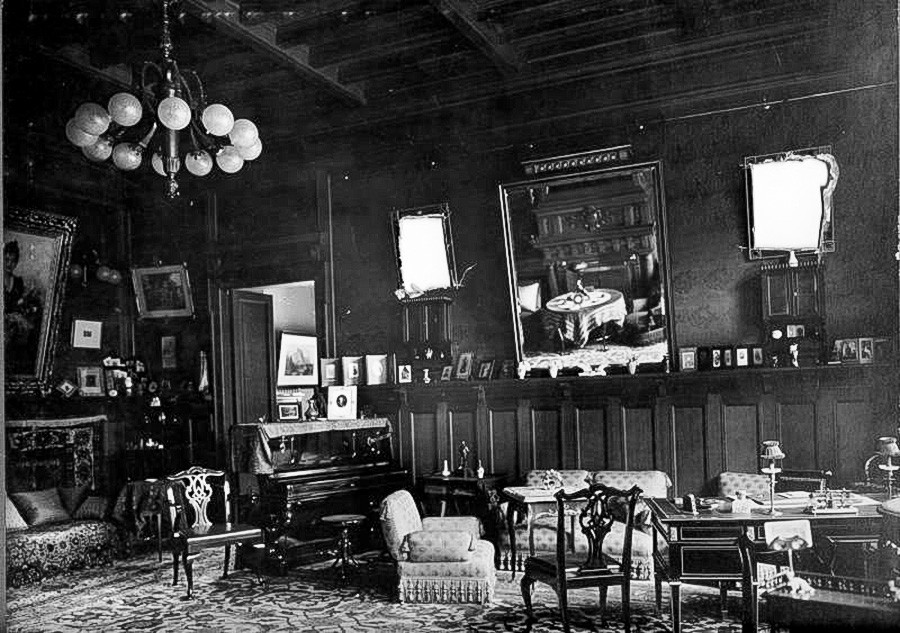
[359,365,893,495]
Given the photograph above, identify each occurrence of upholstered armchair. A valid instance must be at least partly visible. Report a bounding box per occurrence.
[379,489,496,604]
[499,469,672,579]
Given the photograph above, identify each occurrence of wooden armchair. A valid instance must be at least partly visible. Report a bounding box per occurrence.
[520,482,642,633]
[166,466,265,599]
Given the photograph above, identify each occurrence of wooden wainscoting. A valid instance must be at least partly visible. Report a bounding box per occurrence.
[358,365,894,495]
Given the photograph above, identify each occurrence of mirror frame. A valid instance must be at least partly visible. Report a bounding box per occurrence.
[500,160,675,372]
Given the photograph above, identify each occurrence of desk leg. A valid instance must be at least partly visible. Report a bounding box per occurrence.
[156,512,163,562]
[506,502,517,579]
[719,582,729,618]
[670,581,682,633]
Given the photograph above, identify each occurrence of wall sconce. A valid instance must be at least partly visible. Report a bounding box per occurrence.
[69,250,122,286]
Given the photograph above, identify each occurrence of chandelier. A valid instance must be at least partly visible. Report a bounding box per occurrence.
[64,0,262,199]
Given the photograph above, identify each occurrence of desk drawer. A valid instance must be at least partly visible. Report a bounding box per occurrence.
[678,525,760,541]
[679,545,741,577]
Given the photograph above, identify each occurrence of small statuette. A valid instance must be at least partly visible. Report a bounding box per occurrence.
[476,460,485,479]
[441,459,451,477]
[422,368,432,384]
[627,356,638,375]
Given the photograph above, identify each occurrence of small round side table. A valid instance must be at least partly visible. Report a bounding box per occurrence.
[321,513,366,582]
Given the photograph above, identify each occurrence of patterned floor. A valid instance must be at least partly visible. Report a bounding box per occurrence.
[7,549,751,632]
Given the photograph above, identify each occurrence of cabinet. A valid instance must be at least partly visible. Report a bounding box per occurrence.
[760,259,825,366]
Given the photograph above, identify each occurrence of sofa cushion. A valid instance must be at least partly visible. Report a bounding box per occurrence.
[402,530,475,562]
[524,470,590,489]
[74,495,111,521]
[6,496,29,531]
[58,485,91,516]
[10,488,71,527]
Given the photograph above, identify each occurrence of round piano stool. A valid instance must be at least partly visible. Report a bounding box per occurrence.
[321,513,367,582]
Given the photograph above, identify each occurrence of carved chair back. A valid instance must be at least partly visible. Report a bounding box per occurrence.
[166,466,232,532]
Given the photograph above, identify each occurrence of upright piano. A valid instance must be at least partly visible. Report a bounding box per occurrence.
[233,418,408,569]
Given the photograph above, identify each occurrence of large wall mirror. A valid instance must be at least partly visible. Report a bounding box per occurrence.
[500,161,673,374]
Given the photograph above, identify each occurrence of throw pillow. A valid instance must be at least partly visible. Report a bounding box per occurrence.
[9,488,71,527]
[74,495,110,520]
[5,496,29,531]
[58,485,90,515]
[401,530,475,563]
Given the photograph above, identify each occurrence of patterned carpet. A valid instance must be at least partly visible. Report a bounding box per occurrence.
[7,549,751,632]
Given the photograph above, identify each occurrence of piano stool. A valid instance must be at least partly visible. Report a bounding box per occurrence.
[321,513,367,582]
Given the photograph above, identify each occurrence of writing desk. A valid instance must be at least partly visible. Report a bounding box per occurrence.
[646,494,883,633]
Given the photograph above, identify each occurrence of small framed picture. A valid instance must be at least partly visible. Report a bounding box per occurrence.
[72,319,103,349]
[679,347,697,372]
[722,347,734,368]
[440,365,453,381]
[56,379,77,398]
[327,385,358,420]
[858,337,874,364]
[697,347,712,371]
[161,335,177,369]
[131,264,194,319]
[477,359,495,380]
[838,338,860,363]
[365,354,388,385]
[341,356,363,386]
[277,402,301,421]
[276,332,319,386]
[711,348,722,369]
[751,346,765,366]
[786,324,806,339]
[873,337,891,363]
[455,352,474,380]
[77,366,104,397]
[320,358,339,387]
[735,347,749,367]
[398,364,413,383]
[499,360,516,379]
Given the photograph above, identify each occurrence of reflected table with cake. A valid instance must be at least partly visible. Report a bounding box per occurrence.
[646,492,885,633]
[542,288,627,348]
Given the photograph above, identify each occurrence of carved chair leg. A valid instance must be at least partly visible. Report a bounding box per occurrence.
[654,571,663,612]
[598,585,608,624]
[557,588,571,633]
[622,578,632,633]
[223,544,231,578]
[171,552,180,586]
[183,552,194,600]
[520,575,535,619]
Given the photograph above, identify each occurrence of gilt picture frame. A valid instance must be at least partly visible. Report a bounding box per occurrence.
[131,264,194,319]
[4,208,77,394]
[276,332,319,387]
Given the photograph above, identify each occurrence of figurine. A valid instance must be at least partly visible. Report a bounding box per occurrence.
[458,441,473,477]
[790,343,799,368]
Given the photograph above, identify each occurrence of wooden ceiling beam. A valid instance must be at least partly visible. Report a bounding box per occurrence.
[182,0,366,105]
[428,0,520,76]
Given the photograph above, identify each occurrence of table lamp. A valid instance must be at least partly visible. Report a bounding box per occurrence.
[877,436,900,498]
[760,440,786,515]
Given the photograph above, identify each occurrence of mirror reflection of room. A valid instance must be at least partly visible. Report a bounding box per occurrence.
[502,161,671,374]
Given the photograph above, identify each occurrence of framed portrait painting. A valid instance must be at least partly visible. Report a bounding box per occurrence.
[4,208,77,393]
[276,332,319,386]
[131,264,194,319]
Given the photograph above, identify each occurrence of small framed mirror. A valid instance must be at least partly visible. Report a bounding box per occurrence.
[500,160,673,373]
[391,203,458,299]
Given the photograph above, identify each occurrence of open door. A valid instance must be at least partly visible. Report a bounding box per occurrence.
[231,289,277,426]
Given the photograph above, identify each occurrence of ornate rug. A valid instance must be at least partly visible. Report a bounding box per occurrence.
[7,549,754,632]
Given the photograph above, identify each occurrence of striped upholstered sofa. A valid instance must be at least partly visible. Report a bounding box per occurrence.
[498,469,672,579]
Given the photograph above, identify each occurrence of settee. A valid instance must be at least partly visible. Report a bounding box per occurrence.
[498,469,672,579]
[5,416,127,587]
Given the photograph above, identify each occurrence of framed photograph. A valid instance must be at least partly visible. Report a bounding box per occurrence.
[751,346,765,366]
[398,364,413,383]
[341,356,363,386]
[711,348,722,369]
[77,366,104,397]
[5,208,77,393]
[56,378,77,398]
[277,402,301,421]
[320,358,339,387]
[455,352,474,380]
[365,354,388,385]
[858,337,874,364]
[276,332,319,386]
[697,347,712,371]
[327,385,358,420]
[679,347,697,372]
[838,338,859,363]
[71,319,103,350]
[131,264,194,319]
[440,365,453,381]
[722,347,734,368]
[786,324,806,339]
[873,337,891,363]
[161,335,177,369]
[735,346,749,367]
[477,359,495,380]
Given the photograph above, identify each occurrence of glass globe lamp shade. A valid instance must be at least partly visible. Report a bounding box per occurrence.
[107,269,123,285]
[112,142,145,171]
[201,104,234,136]
[157,96,191,130]
[185,150,213,176]
[82,137,113,162]
[65,119,98,147]
[73,102,111,136]
[216,146,244,173]
[107,92,143,127]
[228,119,259,147]
[237,138,262,161]
[96,265,112,283]
[69,264,84,281]
[151,152,181,176]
